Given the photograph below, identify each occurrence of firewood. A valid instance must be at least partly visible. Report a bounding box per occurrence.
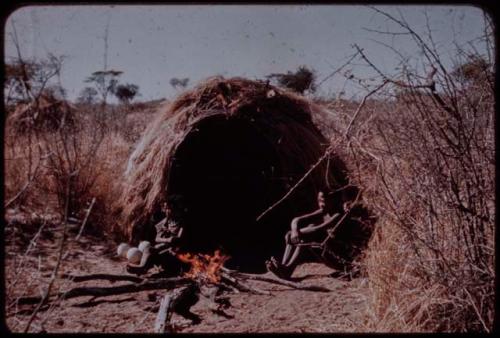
[200,285,231,310]
[154,284,200,333]
[222,268,331,292]
[220,272,270,295]
[154,292,175,333]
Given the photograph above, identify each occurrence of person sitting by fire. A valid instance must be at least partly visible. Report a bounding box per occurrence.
[126,196,188,276]
[154,204,184,251]
[266,189,348,280]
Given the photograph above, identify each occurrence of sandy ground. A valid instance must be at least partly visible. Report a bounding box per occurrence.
[4,212,370,333]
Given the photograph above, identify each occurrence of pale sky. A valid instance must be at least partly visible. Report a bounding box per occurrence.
[4,4,490,102]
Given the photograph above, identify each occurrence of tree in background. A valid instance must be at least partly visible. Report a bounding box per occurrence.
[169,77,189,90]
[84,69,123,106]
[267,65,317,94]
[4,55,64,106]
[5,61,34,105]
[114,83,140,105]
[77,87,99,105]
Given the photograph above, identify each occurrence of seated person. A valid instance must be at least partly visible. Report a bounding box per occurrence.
[155,215,184,250]
[127,200,187,276]
[266,190,343,280]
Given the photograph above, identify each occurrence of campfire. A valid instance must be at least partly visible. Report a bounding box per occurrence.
[177,250,230,284]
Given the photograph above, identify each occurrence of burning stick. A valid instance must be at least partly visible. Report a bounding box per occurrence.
[177,250,270,295]
[177,249,229,284]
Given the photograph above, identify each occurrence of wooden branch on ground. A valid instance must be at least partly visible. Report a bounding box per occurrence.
[18,277,192,305]
[155,287,186,333]
[223,268,331,293]
[199,285,233,318]
[155,292,174,333]
[220,273,271,295]
[60,277,191,300]
[219,281,241,294]
[60,273,144,284]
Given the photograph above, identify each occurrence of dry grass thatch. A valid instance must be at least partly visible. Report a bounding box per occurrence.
[7,94,75,132]
[117,77,372,266]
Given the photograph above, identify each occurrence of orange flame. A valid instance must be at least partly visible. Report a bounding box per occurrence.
[177,249,230,283]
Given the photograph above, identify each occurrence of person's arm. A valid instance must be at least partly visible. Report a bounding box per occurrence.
[299,212,341,235]
[167,227,183,247]
[290,208,324,243]
[291,208,323,230]
[156,236,173,244]
[155,228,174,244]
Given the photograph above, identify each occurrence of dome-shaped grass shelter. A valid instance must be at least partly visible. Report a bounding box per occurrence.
[118,77,373,272]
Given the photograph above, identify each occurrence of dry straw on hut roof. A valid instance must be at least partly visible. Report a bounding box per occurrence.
[117,77,371,271]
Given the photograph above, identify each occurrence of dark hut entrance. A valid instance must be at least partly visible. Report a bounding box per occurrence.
[167,115,299,272]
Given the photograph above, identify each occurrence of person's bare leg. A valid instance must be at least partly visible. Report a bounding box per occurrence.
[266,232,301,279]
[284,246,301,269]
[281,232,293,265]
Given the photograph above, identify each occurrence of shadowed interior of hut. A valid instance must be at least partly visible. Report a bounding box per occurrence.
[167,114,311,273]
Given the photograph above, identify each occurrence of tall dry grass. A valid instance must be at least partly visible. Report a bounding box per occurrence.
[364,95,492,331]
[4,103,157,238]
[318,9,495,331]
[322,76,494,332]
[374,85,492,331]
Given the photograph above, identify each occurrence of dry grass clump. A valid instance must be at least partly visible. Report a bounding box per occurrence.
[7,94,76,133]
[311,8,495,332]
[81,130,133,238]
[323,65,494,331]
[4,103,154,237]
[4,136,52,211]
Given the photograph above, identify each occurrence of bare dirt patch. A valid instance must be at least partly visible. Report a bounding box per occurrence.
[4,211,369,333]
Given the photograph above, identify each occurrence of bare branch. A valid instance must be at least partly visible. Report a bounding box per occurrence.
[23,176,71,333]
[317,50,361,88]
[362,27,411,36]
[75,197,96,240]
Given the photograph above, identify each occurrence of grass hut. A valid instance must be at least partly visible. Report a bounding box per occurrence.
[118,77,373,272]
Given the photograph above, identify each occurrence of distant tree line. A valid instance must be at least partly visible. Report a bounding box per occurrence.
[79,70,140,106]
